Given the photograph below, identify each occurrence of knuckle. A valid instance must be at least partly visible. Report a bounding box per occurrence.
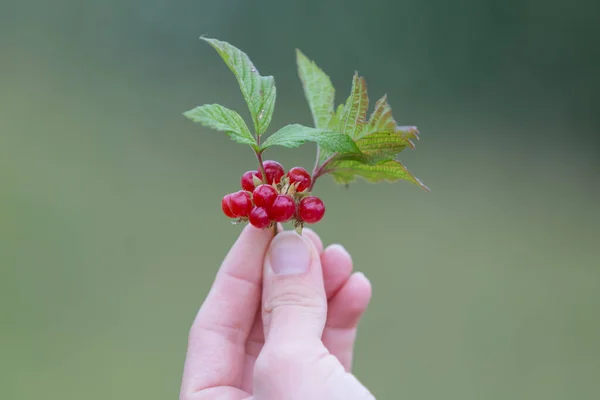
[263,285,325,315]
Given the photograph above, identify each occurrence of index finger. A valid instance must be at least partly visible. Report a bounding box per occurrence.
[181,224,273,396]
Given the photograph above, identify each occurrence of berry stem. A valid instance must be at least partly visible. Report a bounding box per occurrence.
[254,133,268,183]
[255,150,268,183]
[309,152,337,191]
[311,146,321,182]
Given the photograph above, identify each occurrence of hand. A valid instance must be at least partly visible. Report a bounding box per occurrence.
[180,225,374,399]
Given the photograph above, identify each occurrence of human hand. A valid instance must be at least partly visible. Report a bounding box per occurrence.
[180,225,374,399]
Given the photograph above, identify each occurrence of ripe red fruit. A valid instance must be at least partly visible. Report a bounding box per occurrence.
[241,170,261,192]
[253,184,278,209]
[298,196,325,223]
[263,160,285,184]
[229,190,252,217]
[221,194,236,218]
[287,167,312,192]
[249,206,271,229]
[269,194,296,222]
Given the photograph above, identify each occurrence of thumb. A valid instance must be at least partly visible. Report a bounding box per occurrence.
[261,231,327,346]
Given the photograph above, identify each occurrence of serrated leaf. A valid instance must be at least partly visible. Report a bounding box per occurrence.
[330,159,429,191]
[183,104,258,150]
[339,73,369,139]
[319,76,369,164]
[260,124,361,155]
[296,49,335,130]
[354,132,410,161]
[367,94,396,133]
[327,152,375,165]
[395,125,420,150]
[202,37,276,135]
[328,103,345,131]
[365,95,420,149]
[305,71,427,191]
[318,104,347,163]
[335,95,420,163]
[354,126,420,162]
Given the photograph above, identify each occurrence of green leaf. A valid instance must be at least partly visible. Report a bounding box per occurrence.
[354,132,411,161]
[313,104,347,163]
[336,95,420,162]
[296,49,335,129]
[318,75,369,164]
[354,125,418,161]
[261,124,361,154]
[366,94,396,134]
[395,125,420,150]
[328,103,345,131]
[183,104,258,150]
[201,37,276,135]
[339,73,369,139]
[365,95,419,149]
[330,159,429,191]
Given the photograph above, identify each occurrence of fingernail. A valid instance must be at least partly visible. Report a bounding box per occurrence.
[269,233,311,275]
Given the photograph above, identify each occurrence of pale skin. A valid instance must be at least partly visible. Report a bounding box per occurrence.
[180,225,375,399]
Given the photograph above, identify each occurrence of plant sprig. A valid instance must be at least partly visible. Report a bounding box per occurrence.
[184,37,429,214]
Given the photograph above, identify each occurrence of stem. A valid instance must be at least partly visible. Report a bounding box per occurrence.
[308,153,337,192]
[254,134,268,182]
[311,147,321,181]
[255,150,268,182]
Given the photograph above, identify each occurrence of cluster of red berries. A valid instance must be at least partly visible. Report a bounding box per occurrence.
[221,160,325,229]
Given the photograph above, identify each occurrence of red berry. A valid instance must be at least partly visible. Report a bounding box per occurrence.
[298,196,325,223]
[253,184,278,209]
[241,170,261,192]
[249,206,271,229]
[221,194,236,218]
[287,167,312,192]
[229,190,252,217]
[263,160,285,184]
[269,194,296,222]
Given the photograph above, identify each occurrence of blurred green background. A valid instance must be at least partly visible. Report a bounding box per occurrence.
[1,0,599,398]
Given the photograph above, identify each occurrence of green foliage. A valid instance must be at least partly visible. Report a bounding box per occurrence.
[296,50,335,129]
[183,104,259,151]
[338,73,369,140]
[183,37,427,192]
[328,104,345,131]
[201,37,276,135]
[354,125,419,162]
[330,160,429,191]
[295,53,426,189]
[260,124,361,154]
[365,95,419,150]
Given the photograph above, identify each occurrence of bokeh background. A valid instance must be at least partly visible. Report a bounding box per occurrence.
[2,0,599,398]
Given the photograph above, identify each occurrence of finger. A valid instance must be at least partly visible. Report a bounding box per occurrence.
[187,387,249,400]
[322,272,372,371]
[321,244,353,299]
[244,228,324,353]
[261,231,327,346]
[301,227,352,299]
[181,224,273,395]
[302,228,324,254]
[245,311,264,359]
[304,231,353,299]
[240,310,263,393]
[242,234,343,393]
